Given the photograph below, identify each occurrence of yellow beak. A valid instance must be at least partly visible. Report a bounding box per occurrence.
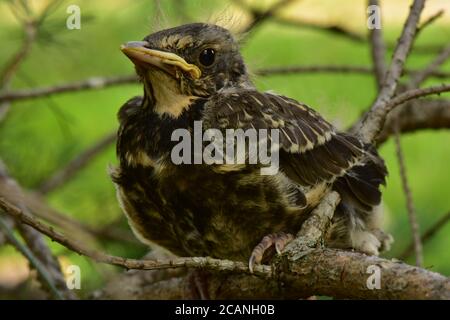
[121,41,201,79]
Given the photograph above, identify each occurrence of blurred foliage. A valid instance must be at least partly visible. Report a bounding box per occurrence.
[0,0,449,297]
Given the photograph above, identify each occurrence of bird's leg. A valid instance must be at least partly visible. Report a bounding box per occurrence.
[187,269,211,300]
[249,232,294,273]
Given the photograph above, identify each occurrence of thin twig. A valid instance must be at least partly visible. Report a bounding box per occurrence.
[376,98,450,145]
[238,0,296,34]
[399,211,450,260]
[0,0,60,121]
[16,223,77,299]
[416,9,445,37]
[271,15,365,42]
[255,65,373,76]
[0,21,36,87]
[384,83,450,111]
[368,0,387,90]
[0,215,64,300]
[0,197,270,276]
[393,123,423,267]
[2,170,138,246]
[232,0,365,42]
[409,44,450,88]
[0,209,14,246]
[0,165,77,299]
[0,75,138,103]
[0,0,76,299]
[1,67,449,104]
[38,132,116,194]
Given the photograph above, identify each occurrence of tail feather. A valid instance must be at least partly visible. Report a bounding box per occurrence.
[332,146,387,212]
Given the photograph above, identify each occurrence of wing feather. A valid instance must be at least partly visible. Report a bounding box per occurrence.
[203,88,386,208]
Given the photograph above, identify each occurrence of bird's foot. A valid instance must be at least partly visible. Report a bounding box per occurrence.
[249,232,294,273]
[371,229,394,252]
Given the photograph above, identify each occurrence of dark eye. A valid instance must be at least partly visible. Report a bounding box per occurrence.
[199,48,215,67]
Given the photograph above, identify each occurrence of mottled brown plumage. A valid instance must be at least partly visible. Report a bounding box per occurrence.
[112,23,393,269]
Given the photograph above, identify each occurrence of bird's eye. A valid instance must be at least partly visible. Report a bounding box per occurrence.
[199,48,215,67]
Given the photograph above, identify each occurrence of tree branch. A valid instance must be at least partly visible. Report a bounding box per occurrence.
[0,0,62,122]
[0,75,138,103]
[409,44,450,88]
[1,163,137,247]
[0,215,64,300]
[0,164,77,299]
[394,125,423,267]
[354,84,450,137]
[96,246,450,299]
[0,196,270,275]
[255,65,373,76]
[2,194,449,299]
[368,0,387,90]
[416,9,445,37]
[376,98,450,145]
[384,83,450,111]
[38,132,116,194]
[237,0,296,34]
[271,15,365,42]
[399,211,450,260]
[232,0,365,42]
[357,0,426,143]
[0,21,36,87]
[1,67,449,105]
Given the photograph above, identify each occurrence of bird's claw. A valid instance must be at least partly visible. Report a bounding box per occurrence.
[248,232,294,273]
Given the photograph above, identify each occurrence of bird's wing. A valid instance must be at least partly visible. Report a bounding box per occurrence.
[203,89,385,208]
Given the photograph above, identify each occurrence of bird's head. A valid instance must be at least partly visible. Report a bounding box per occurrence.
[121,23,251,116]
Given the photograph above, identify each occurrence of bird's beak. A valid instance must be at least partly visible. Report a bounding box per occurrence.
[121,41,201,79]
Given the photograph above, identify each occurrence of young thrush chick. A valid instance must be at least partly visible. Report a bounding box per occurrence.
[112,23,393,272]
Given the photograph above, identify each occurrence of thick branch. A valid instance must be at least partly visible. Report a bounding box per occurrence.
[2,195,449,299]
[286,192,340,252]
[97,247,450,300]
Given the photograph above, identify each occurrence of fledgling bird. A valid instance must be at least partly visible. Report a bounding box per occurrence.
[112,23,393,271]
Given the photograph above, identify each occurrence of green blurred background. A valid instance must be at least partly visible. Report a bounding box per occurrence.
[0,0,449,297]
